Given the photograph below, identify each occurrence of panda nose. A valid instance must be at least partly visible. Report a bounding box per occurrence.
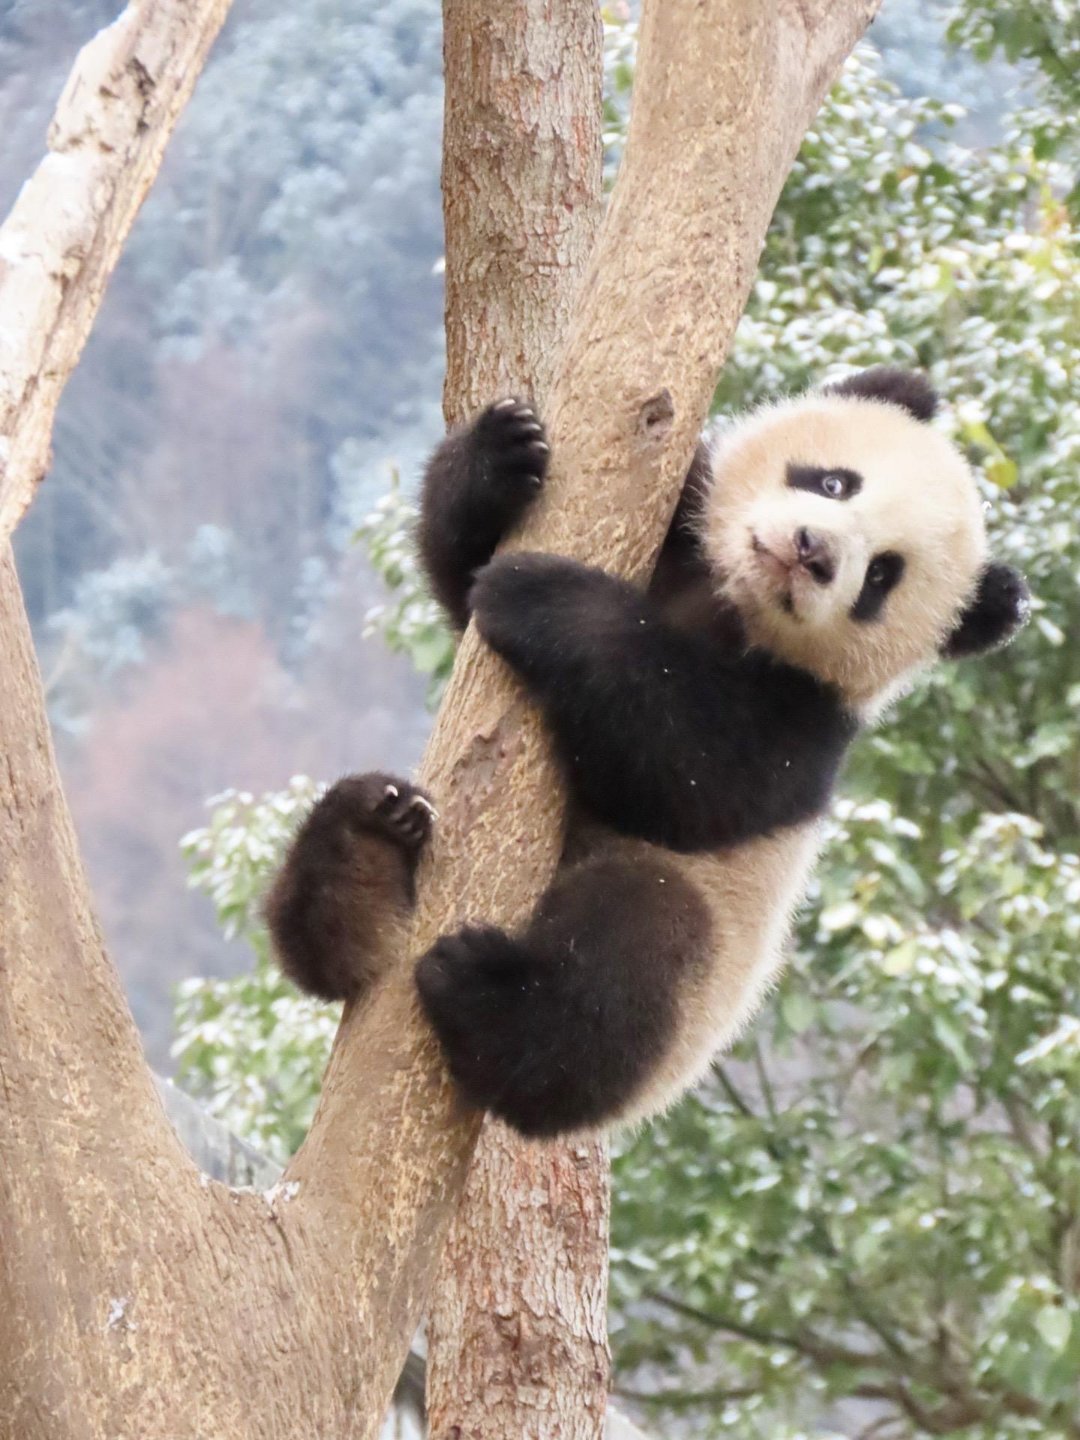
[795,528,835,585]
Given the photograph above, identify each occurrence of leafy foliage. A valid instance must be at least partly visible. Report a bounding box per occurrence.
[613,805,1080,1437]
[947,1,1080,117]
[601,40,1080,1440]
[353,482,455,707]
[173,780,338,1163]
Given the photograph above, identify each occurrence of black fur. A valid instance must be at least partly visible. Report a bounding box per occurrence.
[648,440,739,640]
[407,402,860,1133]
[265,773,434,1002]
[267,377,1023,1137]
[415,855,712,1136]
[786,463,863,501]
[851,551,906,623]
[470,553,856,852]
[418,399,550,629]
[824,366,939,422]
[943,561,1031,658]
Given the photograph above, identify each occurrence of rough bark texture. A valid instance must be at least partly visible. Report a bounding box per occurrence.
[427,5,610,1439]
[0,0,234,540]
[152,1081,650,1437]
[441,0,605,414]
[0,1,881,1436]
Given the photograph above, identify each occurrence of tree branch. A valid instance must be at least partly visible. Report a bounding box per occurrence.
[0,0,233,539]
[645,1288,887,1372]
[0,1,883,1432]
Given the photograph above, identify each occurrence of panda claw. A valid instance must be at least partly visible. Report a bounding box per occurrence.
[473,399,550,503]
[363,780,437,849]
[376,783,400,814]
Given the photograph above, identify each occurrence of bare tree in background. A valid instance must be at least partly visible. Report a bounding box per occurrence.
[0,0,879,1436]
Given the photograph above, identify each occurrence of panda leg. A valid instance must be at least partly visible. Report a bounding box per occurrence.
[415,854,712,1137]
[418,399,550,629]
[265,773,435,1003]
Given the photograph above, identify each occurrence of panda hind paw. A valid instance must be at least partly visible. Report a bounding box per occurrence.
[415,925,543,1104]
[371,781,438,851]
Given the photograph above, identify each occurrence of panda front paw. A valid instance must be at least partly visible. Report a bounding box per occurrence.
[469,552,627,670]
[467,553,556,662]
[472,397,550,503]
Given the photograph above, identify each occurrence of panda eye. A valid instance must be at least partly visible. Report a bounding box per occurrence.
[865,552,904,590]
[852,551,905,622]
[821,472,847,499]
[786,464,863,500]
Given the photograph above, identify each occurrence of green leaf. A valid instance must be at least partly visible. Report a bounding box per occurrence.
[781,990,817,1035]
[986,455,1019,489]
[1036,1307,1071,1354]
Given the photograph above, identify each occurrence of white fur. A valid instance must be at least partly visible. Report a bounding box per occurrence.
[703,393,986,710]
[614,387,989,1126]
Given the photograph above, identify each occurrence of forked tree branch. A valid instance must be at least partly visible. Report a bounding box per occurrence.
[0,0,880,1434]
[287,0,881,1428]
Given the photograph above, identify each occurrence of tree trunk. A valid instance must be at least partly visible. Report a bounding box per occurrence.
[0,1,881,1436]
[428,5,610,1439]
[423,2,880,1427]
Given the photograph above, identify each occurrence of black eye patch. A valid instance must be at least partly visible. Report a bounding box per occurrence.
[786,462,863,501]
[851,551,905,622]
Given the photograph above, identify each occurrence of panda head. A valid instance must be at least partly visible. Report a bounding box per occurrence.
[702,367,1030,713]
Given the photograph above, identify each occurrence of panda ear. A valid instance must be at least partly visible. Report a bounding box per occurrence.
[824,367,938,422]
[942,562,1031,659]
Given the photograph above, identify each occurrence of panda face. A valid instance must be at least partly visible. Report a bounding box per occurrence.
[701,393,988,711]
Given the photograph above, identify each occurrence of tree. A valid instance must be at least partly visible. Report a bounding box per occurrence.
[0,0,880,1434]
[175,16,1080,1439]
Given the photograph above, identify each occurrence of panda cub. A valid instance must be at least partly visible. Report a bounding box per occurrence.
[266,367,1029,1138]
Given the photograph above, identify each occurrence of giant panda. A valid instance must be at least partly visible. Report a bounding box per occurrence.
[266,367,1029,1138]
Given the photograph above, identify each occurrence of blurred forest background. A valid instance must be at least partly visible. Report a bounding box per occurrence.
[4,0,446,1051]
[3,1,1080,1435]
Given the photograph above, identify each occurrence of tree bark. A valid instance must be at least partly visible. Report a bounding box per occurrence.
[427,5,610,1439]
[0,1,881,1436]
[422,4,882,1431]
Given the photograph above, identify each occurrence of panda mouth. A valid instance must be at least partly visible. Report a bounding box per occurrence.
[750,533,799,612]
[751,533,788,576]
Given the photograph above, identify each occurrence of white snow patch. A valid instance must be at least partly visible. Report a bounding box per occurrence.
[105,1296,135,1333]
[263,1180,300,1209]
